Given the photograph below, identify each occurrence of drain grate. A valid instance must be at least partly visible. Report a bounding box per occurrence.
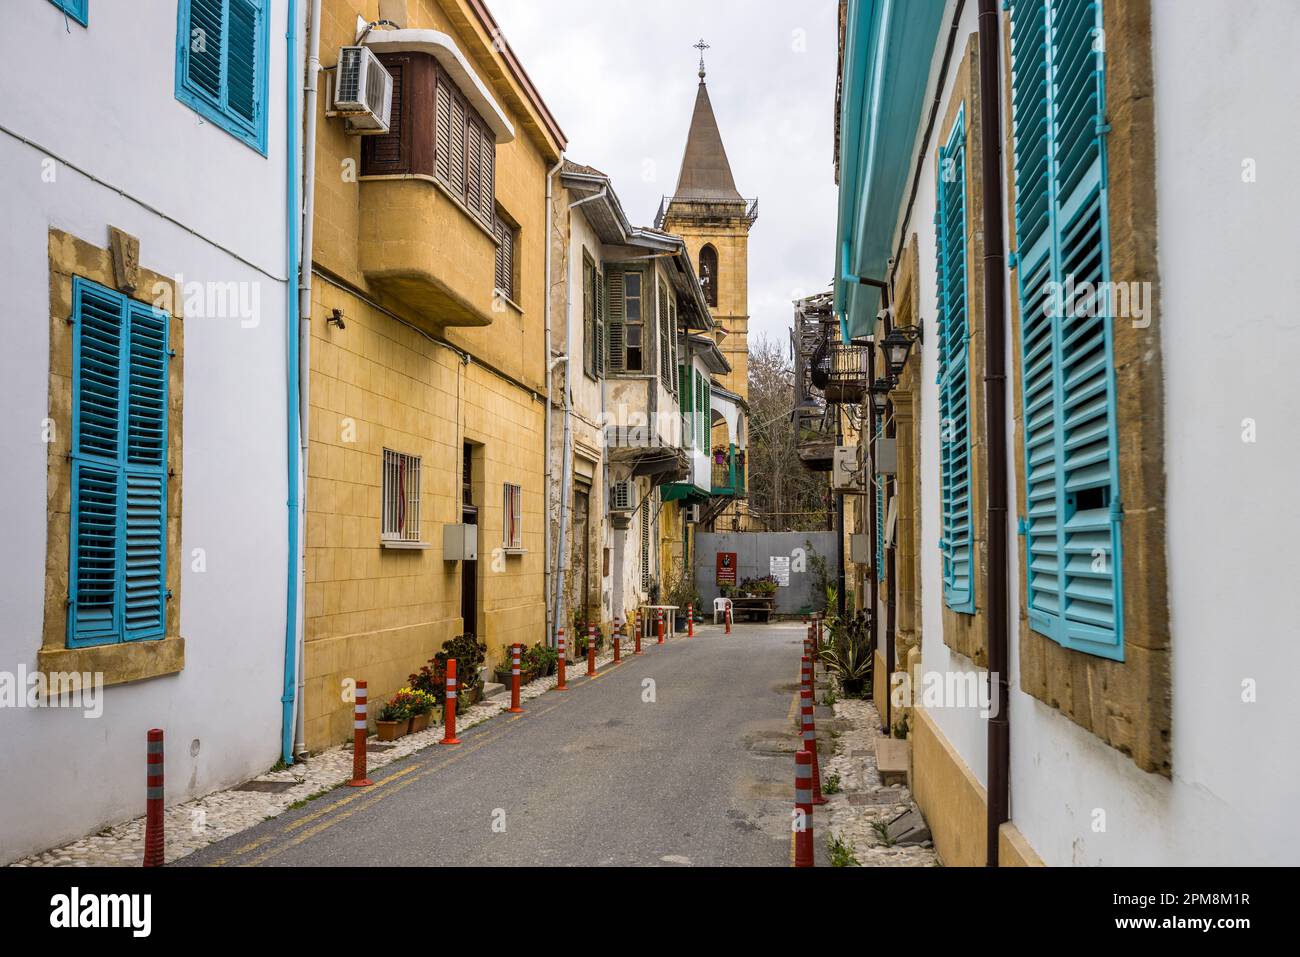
[233,780,299,794]
[846,791,903,807]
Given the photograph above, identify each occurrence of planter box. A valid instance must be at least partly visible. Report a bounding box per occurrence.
[376,719,408,742]
[409,713,430,734]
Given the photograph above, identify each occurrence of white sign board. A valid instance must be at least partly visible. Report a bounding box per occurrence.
[769,555,791,587]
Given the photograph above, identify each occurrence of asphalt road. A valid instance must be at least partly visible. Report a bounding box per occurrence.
[184,620,819,867]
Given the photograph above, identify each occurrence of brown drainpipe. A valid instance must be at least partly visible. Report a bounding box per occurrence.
[978,0,1010,867]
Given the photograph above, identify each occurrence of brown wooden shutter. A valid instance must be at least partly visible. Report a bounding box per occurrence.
[449,94,466,198]
[464,120,481,213]
[361,56,408,175]
[606,271,626,373]
[477,127,495,225]
[595,271,606,377]
[434,71,452,185]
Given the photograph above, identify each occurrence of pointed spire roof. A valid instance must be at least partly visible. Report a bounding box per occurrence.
[672,78,744,203]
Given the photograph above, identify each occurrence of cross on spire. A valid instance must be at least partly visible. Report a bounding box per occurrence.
[694,38,711,80]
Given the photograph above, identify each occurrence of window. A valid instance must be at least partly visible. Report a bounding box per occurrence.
[176,0,269,153]
[696,371,708,451]
[382,450,422,543]
[608,269,644,373]
[639,494,652,592]
[699,244,718,307]
[68,279,170,648]
[48,0,88,25]
[494,212,517,302]
[678,363,692,445]
[1009,0,1122,659]
[503,484,523,551]
[936,112,974,614]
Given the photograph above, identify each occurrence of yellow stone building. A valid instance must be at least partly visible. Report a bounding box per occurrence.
[301,0,565,750]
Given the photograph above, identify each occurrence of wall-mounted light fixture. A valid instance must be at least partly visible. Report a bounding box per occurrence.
[869,377,893,417]
[882,322,923,378]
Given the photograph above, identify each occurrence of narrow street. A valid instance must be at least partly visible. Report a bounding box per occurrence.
[185,622,817,868]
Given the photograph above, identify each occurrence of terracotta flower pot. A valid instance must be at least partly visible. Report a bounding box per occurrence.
[409,712,430,734]
[376,719,407,741]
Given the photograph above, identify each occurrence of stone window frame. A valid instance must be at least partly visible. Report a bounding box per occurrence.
[936,34,991,668]
[1003,0,1171,776]
[41,228,185,687]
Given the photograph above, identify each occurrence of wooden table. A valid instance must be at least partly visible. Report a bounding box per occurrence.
[729,596,775,623]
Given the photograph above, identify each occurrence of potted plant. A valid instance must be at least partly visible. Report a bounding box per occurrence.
[404,688,436,733]
[376,694,411,741]
[433,633,486,707]
[525,642,558,678]
[664,569,701,630]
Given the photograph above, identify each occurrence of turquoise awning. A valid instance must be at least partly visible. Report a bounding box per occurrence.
[834,0,946,341]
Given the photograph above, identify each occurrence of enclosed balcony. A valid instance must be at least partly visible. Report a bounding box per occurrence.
[354,35,516,331]
[711,445,747,497]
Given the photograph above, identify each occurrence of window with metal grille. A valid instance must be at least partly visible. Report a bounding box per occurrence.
[639,495,652,592]
[1009,0,1123,659]
[936,111,975,614]
[48,0,88,25]
[176,0,269,153]
[503,483,523,551]
[382,450,422,543]
[68,279,170,647]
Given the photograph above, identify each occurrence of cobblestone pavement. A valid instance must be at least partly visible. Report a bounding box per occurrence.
[11,645,622,867]
[820,696,939,867]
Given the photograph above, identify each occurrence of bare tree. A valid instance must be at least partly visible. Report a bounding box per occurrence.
[746,335,831,531]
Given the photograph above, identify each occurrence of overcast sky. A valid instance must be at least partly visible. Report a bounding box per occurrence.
[490,0,841,351]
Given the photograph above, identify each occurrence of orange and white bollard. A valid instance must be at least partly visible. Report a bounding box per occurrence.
[687,603,694,637]
[348,682,372,787]
[801,655,812,692]
[794,749,815,867]
[634,611,643,656]
[657,608,665,645]
[143,729,165,866]
[725,602,732,635]
[587,623,597,677]
[614,618,622,663]
[508,643,524,714]
[556,629,568,691]
[440,659,461,746]
[800,687,828,805]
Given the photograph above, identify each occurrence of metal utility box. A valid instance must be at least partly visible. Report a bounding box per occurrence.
[443,523,479,561]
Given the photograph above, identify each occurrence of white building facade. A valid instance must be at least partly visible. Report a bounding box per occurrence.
[835,0,1300,866]
[0,0,301,862]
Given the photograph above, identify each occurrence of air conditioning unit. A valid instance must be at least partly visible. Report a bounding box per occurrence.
[610,481,636,514]
[833,445,864,491]
[683,504,702,524]
[332,46,393,135]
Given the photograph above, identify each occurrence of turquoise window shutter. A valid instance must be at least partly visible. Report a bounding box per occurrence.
[69,280,170,647]
[176,0,269,154]
[936,113,975,614]
[1009,0,1123,659]
[48,0,88,25]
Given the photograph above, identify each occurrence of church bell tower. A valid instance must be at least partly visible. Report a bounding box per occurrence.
[659,41,757,403]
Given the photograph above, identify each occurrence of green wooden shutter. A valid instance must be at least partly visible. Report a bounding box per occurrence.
[594,270,606,377]
[1010,0,1122,659]
[606,270,626,372]
[656,281,669,387]
[875,421,885,583]
[70,281,169,647]
[937,114,974,614]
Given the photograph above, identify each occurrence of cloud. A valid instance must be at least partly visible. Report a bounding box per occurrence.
[491,0,840,348]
